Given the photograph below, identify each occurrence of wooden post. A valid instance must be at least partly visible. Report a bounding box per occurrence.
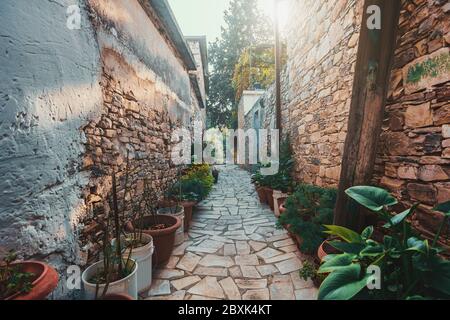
[274,0,282,137]
[334,0,401,228]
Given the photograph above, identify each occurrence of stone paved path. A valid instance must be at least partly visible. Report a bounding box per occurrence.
[145,165,318,300]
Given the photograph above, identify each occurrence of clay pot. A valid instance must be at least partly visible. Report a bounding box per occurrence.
[157,206,185,246]
[181,201,196,231]
[275,195,288,218]
[264,188,275,211]
[256,186,267,204]
[317,238,341,262]
[129,215,181,267]
[279,202,287,215]
[5,261,59,300]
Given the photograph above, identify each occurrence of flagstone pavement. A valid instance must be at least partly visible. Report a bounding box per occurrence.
[145,165,318,300]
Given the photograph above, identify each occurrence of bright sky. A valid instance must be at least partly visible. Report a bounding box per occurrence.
[167,0,290,44]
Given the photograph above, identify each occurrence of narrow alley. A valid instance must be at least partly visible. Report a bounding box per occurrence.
[147,165,317,300]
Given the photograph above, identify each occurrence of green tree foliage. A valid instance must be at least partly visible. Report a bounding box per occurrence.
[232,44,286,103]
[207,0,273,128]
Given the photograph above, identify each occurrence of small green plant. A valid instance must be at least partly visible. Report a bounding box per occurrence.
[278,184,337,254]
[318,186,450,300]
[168,178,207,203]
[182,164,214,196]
[299,260,327,287]
[251,139,294,193]
[406,51,450,84]
[299,260,317,281]
[0,251,34,299]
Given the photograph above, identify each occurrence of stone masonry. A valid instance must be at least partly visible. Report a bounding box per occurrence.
[245,0,449,242]
[373,0,450,241]
[245,0,364,187]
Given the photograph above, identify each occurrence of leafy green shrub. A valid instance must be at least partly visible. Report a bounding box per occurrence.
[0,251,34,299]
[251,139,294,193]
[278,184,337,254]
[182,164,214,196]
[318,186,450,300]
[168,178,208,203]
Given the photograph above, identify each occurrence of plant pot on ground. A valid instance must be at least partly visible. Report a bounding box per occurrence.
[181,201,196,231]
[82,259,138,300]
[82,169,139,300]
[112,233,154,294]
[128,214,181,267]
[264,187,275,211]
[256,185,268,204]
[278,184,337,256]
[273,191,289,218]
[279,198,287,216]
[317,237,341,262]
[1,251,59,300]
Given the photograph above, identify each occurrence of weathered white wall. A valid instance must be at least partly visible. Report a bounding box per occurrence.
[238,90,264,129]
[0,0,103,271]
[88,0,192,110]
[187,39,207,106]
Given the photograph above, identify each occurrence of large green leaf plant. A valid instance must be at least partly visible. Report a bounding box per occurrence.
[318,186,450,300]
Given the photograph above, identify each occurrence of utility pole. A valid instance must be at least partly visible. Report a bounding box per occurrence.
[274,0,282,137]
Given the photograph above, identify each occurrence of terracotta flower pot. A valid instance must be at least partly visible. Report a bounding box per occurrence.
[5,261,59,300]
[181,201,196,232]
[274,193,288,218]
[256,186,267,204]
[264,187,275,211]
[317,238,340,262]
[279,200,287,216]
[129,215,181,267]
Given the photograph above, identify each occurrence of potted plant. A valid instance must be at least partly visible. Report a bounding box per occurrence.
[128,179,181,267]
[82,172,138,300]
[278,184,337,256]
[167,177,206,232]
[317,237,341,262]
[271,139,294,216]
[279,197,288,216]
[317,186,450,300]
[299,260,327,288]
[1,250,59,300]
[111,151,155,294]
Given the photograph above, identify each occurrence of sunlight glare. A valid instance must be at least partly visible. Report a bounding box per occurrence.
[259,0,291,31]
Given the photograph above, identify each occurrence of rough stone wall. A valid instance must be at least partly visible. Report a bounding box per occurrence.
[373,0,450,240]
[78,0,201,264]
[187,39,207,107]
[80,48,179,264]
[249,0,363,186]
[0,0,203,298]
